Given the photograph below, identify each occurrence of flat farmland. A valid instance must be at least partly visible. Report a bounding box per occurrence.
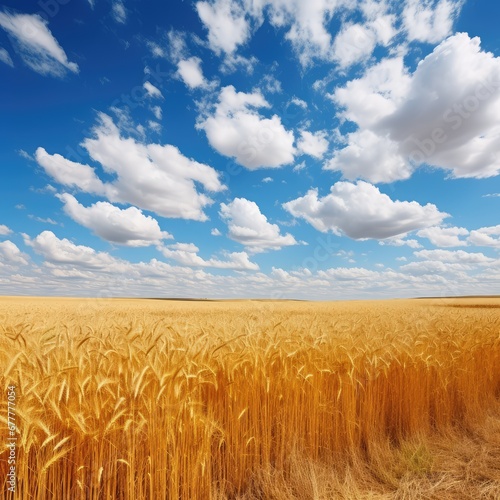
[1,297,499,499]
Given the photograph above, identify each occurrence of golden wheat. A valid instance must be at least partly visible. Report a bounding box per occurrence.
[0,297,499,499]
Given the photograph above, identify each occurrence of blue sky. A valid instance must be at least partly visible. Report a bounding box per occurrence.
[0,0,499,299]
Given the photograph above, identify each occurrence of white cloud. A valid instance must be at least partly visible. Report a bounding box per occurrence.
[290,97,307,109]
[166,30,188,62]
[399,260,471,276]
[177,57,207,88]
[151,106,162,120]
[297,130,329,159]
[160,242,259,270]
[112,1,127,24]
[28,215,58,225]
[0,241,29,266]
[329,33,500,182]
[220,197,298,252]
[220,53,258,74]
[37,113,225,221]
[283,180,448,239]
[261,74,282,94]
[148,42,165,58]
[379,237,422,248]
[414,248,495,264]
[416,226,469,247]
[18,149,33,160]
[330,56,411,130]
[262,176,273,183]
[57,193,172,247]
[195,1,400,68]
[332,16,397,68]
[0,224,12,235]
[24,231,128,271]
[403,0,462,44]
[319,267,382,281]
[0,46,13,66]
[196,0,250,54]
[0,12,78,76]
[198,85,295,169]
[382,33,500,179]
[326,129,412,183]
[211,228,222,236]
[143,81,163,99]
[1,240,498,300]
[35,148,106,194]
[262,0,353,67]
[468,225,500,248]
[293,161,306,172]
[148,120,161,133]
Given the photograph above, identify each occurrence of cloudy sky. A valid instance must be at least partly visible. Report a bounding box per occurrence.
[1,0,499,299]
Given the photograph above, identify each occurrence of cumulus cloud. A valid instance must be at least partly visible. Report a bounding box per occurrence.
[220,197,298,252]
[297,130,329,159]
[416,226,469,247]
[468,225,500,248]
[197,85,295,169]
[283,180,448,239]
[329,33,500,182]
[332,16,397,68]
[414,248,495,264]
[319,267,382,281]
[382,34,500,179]
[261,0,356,67]
[35,148,106,194]
[403,0,463,44]
[37,113,225,221]
[331,57,411,130]
[24,231,125,270]
[0,241,29,266]
[326,57,412,182]
[1,237,498,299]
[399,260,471,276]
[177,56,207,88]
[160,242,259,270]
[196,0,250,54]
[0,224,12,235]
[0,46,13,66]
[326,130,412,183]
[143,81,163,99]
[195,0,402,68]
[0,12,78,76]
[57,193,172,247]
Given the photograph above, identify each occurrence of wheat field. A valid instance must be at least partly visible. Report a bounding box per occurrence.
[1,296,499,499]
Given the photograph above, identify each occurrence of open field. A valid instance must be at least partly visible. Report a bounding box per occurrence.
[1,297,499,499]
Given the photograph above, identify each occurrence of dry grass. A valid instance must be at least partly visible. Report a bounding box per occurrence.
[0,296,499,499]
